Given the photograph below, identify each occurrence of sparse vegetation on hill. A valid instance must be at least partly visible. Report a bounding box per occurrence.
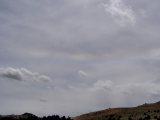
[74,101,160,120]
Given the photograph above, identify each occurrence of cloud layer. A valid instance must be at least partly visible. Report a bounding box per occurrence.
[0,0,160,117]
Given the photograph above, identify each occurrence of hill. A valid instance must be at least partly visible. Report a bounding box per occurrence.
[74,101,160,120]
[0,102,160,120]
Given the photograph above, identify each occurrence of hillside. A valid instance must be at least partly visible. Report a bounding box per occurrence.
[74,101,160,120]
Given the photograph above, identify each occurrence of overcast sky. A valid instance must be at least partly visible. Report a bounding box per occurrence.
[0,0,160,117]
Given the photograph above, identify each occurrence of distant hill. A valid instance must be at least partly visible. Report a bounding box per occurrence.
[74,101,160,120]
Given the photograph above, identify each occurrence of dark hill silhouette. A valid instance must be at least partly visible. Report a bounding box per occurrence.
[0,113,72,120]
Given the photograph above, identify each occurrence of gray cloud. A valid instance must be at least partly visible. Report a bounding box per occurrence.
[0,67,51,82]
[92,80,114,91]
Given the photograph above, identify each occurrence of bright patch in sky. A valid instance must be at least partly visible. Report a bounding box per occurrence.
[103,0,136,26]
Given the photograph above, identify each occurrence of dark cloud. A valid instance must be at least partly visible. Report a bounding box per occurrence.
[40,98,48,103]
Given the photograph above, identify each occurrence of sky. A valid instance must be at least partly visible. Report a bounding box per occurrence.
[0,0,160,117]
